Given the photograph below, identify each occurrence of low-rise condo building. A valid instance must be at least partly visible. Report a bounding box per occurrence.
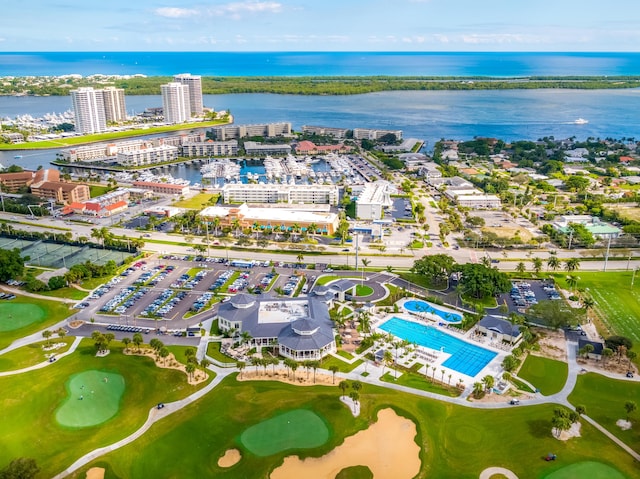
[356,180,393,220]
[222,183,339,205]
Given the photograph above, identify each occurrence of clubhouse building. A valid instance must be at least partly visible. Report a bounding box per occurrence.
[216,293,336,361]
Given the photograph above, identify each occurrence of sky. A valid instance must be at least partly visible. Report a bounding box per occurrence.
[1,0,640,52]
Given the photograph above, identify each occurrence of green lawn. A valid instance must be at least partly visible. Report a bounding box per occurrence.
[0,340,211,477]
[206,342,236,365]
[39,287,89,300]
[89,185,115,198]
[320,355,363,373]
[173,193,219,209]
[354,284,374,297]
[72,376,636,479]
[517,355,568,396]
[0,337,74,372]
[551,272,640,346]
[568,372,640,452]
[380,371,461,397]
[316,275,360,286]
[0,296,73,350]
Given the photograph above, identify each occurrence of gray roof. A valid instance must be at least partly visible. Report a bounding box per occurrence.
[278,316,334,351]
[217,296,333,347]
[329,279,356,293]
[230,293,256,308]
[479,315,521,338]
[578,338,604,355]
[291,317,319,334]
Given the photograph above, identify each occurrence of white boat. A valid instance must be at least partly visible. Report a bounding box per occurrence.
[13,155,22,159]
[574,118,589,124]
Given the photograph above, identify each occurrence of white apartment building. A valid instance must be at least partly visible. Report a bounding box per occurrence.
[243,141,292,156]
[161,82,191,124]
[173,73,204,116]
[71,87,107,134]
[301,125,349,138]
[353,128,403,141]
[101,87,127,123]
[222,183,339,205]
[116,143,179,167]
[443,189,502,209]
[356,180,393,220]
[181,140,238,157]
[210,122,292,140]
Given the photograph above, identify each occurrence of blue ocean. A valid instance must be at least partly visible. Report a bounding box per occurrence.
[2,51,640,77]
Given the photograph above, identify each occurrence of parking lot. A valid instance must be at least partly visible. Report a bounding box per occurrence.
[498,279,561,315]
[72,254,327,334]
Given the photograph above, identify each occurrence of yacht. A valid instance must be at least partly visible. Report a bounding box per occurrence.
[574,118,589,125]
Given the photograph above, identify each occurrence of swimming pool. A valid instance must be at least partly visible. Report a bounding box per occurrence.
[403,300,462,323]
[379,317,497,377]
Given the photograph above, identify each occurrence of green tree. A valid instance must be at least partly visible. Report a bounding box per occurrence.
[41,330,52,347]
[411,254,456,285]
[237,361,246,379]
[186,362,196,380]
[338,380,350,398]
[122,337,131,352]
[0,457,39,479]
[624,400,637,420]
[502,355,519,372]
[528,300,582,330]
[472,381,485,399]
[458,263,511,300]
[349,391,360,413]
[482,375,495,393]
[0,248,25,282]
[547,255,560,271]
[532,257,543,275]
[566,274,580,291]
[329,364,339,384]
[132,332,143,352]
[564,257,581,272]
[516,262,526,274]
[159,347,170,366]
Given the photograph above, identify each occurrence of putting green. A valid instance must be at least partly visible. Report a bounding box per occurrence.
[240,409,329,457]
[0,303,46,332]
[55,370,125,428]
[543,461,627,479]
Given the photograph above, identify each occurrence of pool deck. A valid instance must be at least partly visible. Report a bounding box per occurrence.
[375,313,508,381]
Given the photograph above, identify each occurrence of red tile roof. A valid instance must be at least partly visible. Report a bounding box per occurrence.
[105,200,128,211]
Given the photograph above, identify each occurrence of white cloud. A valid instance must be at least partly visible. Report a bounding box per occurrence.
[209,1,282,19]
[155,7,199,18]
[461,33,544,44]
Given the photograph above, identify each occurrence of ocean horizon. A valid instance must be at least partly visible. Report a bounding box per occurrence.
[2,51,640,77]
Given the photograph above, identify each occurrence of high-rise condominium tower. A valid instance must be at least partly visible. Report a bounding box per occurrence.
[161,82,191,124]
[70,87,107,134]
[173,73,204,116]
[101,87,127,123]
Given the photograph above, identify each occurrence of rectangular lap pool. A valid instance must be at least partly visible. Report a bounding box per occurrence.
[379,317,498,377]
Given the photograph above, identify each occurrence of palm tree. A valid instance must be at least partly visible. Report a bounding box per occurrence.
[566,274,580,291]
[311,360,320,383]
[159,347,170,366]
[547,255,560,271]
[431,365,437,381]
[291,223,301,242]
[516,262,526,274]
[565,257,581,272]
[624,401,637,421]
[186,362,196,381]
[308,222,318,237]
[473,381,484,398]
[122,337,131,352]
[349,391,359,413]
[329,365,339,384]
[132,332,143,352]
[441,369,446,383]
[601,347,614,368]
[482,375,494,393]
[448,373,452,385]
[424,363,431,382]
[231,218,242,238]
[237,361,246,379]
[338,380,350,398]
[251,356,261,376]
[582,296,595,321]
[532,257,543,275]
[290,360,299,381]
[358,257,371,281]
[296,252,304,265]
[42,330,52,347]
[382,350,393,375]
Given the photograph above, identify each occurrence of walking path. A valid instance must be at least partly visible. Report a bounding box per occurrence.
[0,317,75,356]
[51,365,234,479]
[0,336,83,377]
[0,285,77,304]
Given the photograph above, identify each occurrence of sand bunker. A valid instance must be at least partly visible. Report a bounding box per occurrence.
[218,449,241,468]
[556,422,581,441]
[85,467,105,479]
[270,408,420,479]
[616,419,632,430]
[125,348,208,385]
[237,369,337,387]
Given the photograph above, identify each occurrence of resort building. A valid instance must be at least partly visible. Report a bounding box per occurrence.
[356,180,393,220]
[216,294,336,361]
[209,122,292,141]
[353,128,403,141]
[243,141,292,156]
[0,171,35,192]
[476,316,522,344]
[116,142,179,167]
[301,125,349,138]
[161,82,191,124]
[552,215,622,240]
[132,181,190,196]
[294,140,352,155]
[173,73,203,116]
[181,140,238,157]
[100,87,127,123]
[222,183,339,205]
[380,138,421,153]
[200,203,340,235]
[70,87,107,134]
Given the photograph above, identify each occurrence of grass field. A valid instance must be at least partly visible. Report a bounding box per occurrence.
[316,275,360,286]
[543,461,627,479]
[71,376,635,479]
[380,371,461,397]
[517,355,568,396]
[606,205,640,222]
[0,337,74,372]
[0,340,211,477]
[173,193,219,209]
[0,303,46,332]
[551,272,640,345]
[55,370,126,428]
[354,285,374,297]
[240,409,329,456]
[39,287,89,300]
[482,226,534,242]
[0,296,73,350]
[568,373,640,452]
